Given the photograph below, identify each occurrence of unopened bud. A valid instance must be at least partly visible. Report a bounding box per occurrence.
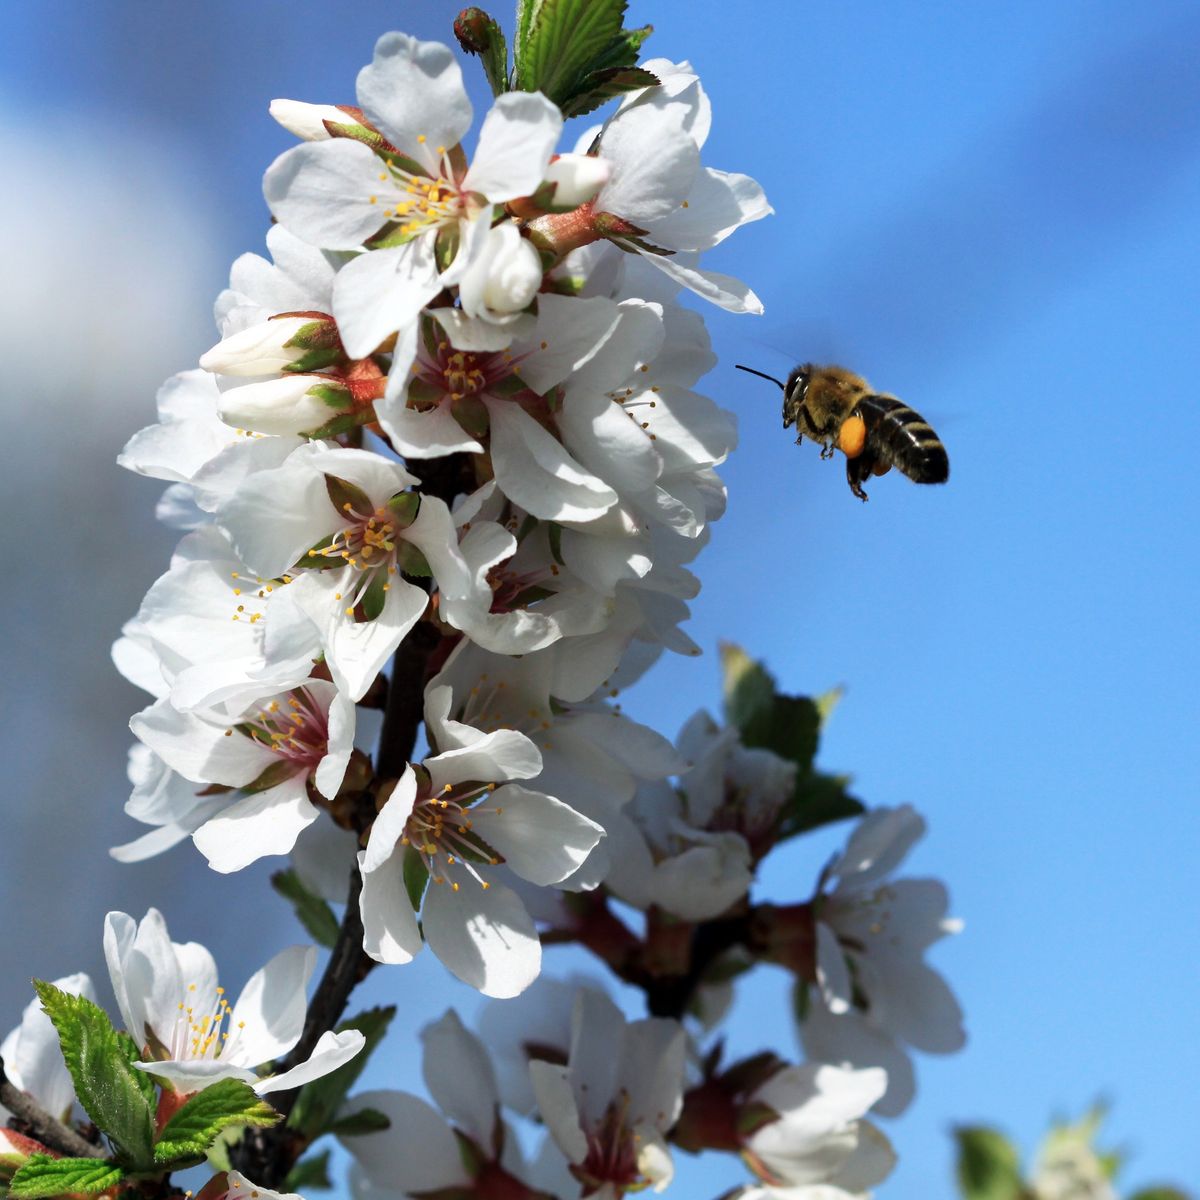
[543,153,610,208]
[217,376,348,436]
[462,221,543,316]
[269,99,356,142]
[200,318,319,377]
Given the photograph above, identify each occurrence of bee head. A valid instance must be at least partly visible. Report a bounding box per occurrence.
[782,364,812,429]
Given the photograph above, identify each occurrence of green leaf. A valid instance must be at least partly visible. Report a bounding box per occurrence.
[720,642,776,733]
[587,24,653,72]
[287,1007,396,1138]
[454,8,509,97]
[1129,1189,1193,1200]
[8,1156,124,1198]
[954,1126,1024,1200]
[559,65,660,118]
[272,869,340,948]
[153,1078,280,1166]
[33,981,155,1167]
[781,772,865,838]
[328,1106,391,1137]
[285,1149,333,1193]
[515,0,630,106]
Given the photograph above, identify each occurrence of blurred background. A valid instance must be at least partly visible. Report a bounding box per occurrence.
[2,0,1197,1194]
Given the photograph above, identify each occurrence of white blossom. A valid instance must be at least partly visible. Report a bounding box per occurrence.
[103,908,363,1095]
[800,805,965,1116]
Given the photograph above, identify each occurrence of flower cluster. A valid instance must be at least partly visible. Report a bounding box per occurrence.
[0,15,976,1200]
[113,33,767,997]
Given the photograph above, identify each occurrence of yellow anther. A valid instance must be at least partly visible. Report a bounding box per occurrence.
[417,134,427,143]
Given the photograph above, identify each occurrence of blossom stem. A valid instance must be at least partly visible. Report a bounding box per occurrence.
[0,1056,105,1158]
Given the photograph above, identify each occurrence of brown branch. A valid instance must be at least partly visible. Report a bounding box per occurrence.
[0,1057,105,1158]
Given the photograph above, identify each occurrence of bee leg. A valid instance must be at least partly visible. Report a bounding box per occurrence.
[846,451,873,501]
[819,443,835,460]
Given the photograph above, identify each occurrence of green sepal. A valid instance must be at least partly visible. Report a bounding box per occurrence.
[281,319,338,351]
[284,1149,333,1193]
[547,522,565,565]
[287,1007,396,1139]
[7,1156,125,1199]
[435,224,461,274]
[305,410,373,440]
[953,1126,1025,1200]
[283,348,344,374]
[307,383,353,410]
[359,568,390,621]
[32,981,156,1168]
[152,1078,280,1167]
[235,757,298,796]
[325,473,372,518]
[271,869,340,948]
[559,65,660,118]
[403,843,430,911]
[385,492,420,528]
[451,394,489,439]
[328,1107,391,1137]
[365,223,421,251]
[396,542,432,579]
[324,121,386,151]
[454,8,509,97]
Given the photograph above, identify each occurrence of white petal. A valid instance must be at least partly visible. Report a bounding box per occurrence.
[263,139,388,249]
[356,33,472,169]
[331,240,440,359]
[423,880,541,997]
[269,99,350,142]
[511,294,622,395]
[130,700,271,788]
[471,786,604,885]
[832,806,925,891]
[424,730,543,789]
[255,1028,365,1094]
[420,1011,500,1148]
[597,107,698,223]
[379,400,484,458]
[228,944,315,1065]
[815,920,853,1015]
[487,399,617,522]
[361,769,419,873]
[401,493,474,600]
[464,92,564,201]
[648,166,771,251]
[136,1059,257,1093]
[358,848,423,965]
[338,1089,468,1191]
[629,245,763,314]
[620,1018,686,1131]
[652,835,752,920]
[530,1062,588,1162]
[193,779,319,874]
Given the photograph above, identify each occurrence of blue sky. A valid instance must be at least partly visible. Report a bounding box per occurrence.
[2,1,1197,1195]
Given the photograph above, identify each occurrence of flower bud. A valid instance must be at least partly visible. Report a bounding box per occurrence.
[269,99,355,141]
[200,317,320,377]
[543,153,610,207]
[217,375,347,436]
[463,221,543,316]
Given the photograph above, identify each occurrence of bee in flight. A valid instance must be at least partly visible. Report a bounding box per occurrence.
[736,362,949,500]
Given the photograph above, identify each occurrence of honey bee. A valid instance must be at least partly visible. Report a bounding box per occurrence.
[736,362,949,500]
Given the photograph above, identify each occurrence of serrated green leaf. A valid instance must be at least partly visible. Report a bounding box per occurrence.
[516,0,628,104]
[285,1148,333,1192]
[8,1156,124,1199]
[559,65,659,118]
[954,1126,1024,1200]
[720,642,776,733]
[780,772,865,839]
[328,1107,391,1137]
[153,1077,280,1166]
[454,8,509,97]
[287,1007,396,1138]
[33,981,155,1168]
[1129,1189,1193,1200]
[117,1031,157,1113]
[271,869,340,949]
[586,24,653,73]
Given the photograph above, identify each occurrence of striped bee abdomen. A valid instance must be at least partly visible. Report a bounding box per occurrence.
[856,394,949,485]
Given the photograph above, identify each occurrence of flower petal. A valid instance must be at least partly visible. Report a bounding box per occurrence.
[359,847,423,965]
[420,1011,500,1147]
[192,778,319,874]
[255,1028,365,1093]
[331,239,440,360]
[228,944,315,1064]
[423,880,541,997]
[464,92,564,201]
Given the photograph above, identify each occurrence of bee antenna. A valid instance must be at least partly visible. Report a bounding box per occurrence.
[735,363,786,390]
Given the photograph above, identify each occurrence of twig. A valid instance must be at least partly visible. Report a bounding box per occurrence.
[0,1057,105,1158]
